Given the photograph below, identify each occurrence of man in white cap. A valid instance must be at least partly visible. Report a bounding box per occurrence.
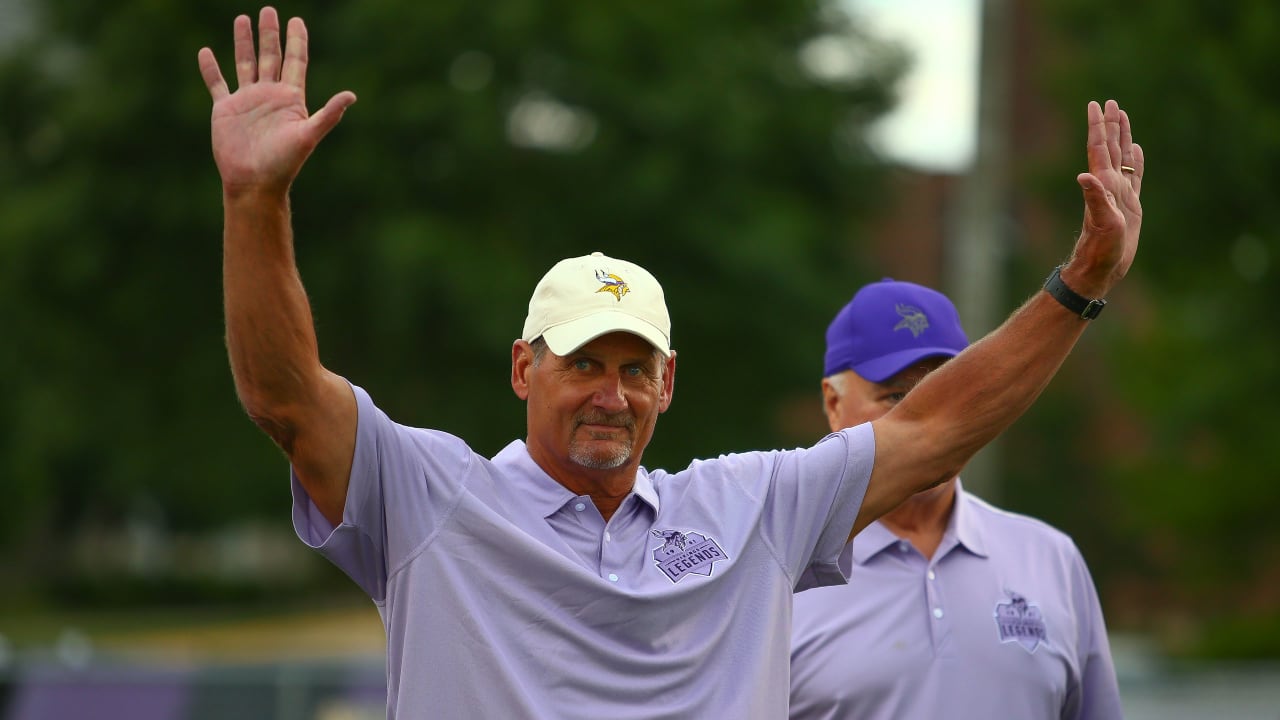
[789,279,1124,720]
[197,8,1144,719]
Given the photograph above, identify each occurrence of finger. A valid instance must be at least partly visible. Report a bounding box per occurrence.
[1129,144,1144,196]
[1119,109,1134,161]
[307,91,358,144]
[197,47,230,101]
[1117,107,1139,185]
[232,14,256,87]
[1104,100,1122,170]
[1084,101,1110,176]
[257,7,283,83]
[280,17,308,91]
[1076,172,1122,230]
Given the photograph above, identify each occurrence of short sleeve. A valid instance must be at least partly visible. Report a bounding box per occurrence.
[290,383,475,602]
[763,423,874,591]
[1069,545,1124,720]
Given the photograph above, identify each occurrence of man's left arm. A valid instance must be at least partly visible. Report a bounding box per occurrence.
[854,99,1144,540]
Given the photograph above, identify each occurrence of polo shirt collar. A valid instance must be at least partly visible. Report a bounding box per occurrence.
[849,522,902,565]
[947,479,989,558]
[491,440,661,518]
[629,472,661,514]
[850,478,988,564]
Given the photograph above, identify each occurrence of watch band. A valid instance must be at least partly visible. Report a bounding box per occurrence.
[1043,265,1106,320]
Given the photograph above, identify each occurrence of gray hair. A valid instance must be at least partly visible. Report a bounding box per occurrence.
[530,337,550,367]
[821,372,851,419]
[824,372,849,396]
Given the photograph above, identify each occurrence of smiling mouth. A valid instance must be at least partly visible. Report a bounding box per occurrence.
[579,424,628,437]
[575,413,634,435]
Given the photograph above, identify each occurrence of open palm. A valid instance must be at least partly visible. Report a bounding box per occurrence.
[1072,100,1144,291]
[197,8,355,196]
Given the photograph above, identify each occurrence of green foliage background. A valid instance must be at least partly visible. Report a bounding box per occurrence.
[0,0,898,601]
[1009,0,1280,658]
[2,0,1278,660]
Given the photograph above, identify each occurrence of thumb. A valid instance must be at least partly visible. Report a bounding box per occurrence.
[308,91,358,144]
[1076,172,1118,218]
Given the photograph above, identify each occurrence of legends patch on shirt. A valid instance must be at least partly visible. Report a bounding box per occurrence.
[650,529,728,583]
[993,591,1048,653]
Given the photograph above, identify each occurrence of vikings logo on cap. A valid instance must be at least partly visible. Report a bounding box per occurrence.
[822,278,970,382]
[521,252,672,357]
[595,269,630,301]
[893,304,930,338]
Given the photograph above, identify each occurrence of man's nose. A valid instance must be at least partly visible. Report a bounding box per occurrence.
[591,371,628,412]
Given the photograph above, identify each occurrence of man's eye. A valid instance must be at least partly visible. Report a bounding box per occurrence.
[886,392,907,404]
[624,366,644,377]
[573,359,591,371]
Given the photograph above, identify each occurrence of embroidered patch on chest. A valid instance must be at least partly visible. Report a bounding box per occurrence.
[993,592,1048,653]
[650,529,728,583]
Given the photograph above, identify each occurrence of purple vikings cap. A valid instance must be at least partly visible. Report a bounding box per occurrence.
[823,278,970,382]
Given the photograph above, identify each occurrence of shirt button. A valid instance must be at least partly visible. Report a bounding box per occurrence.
[608,573,619,582]
[605,532,612,542]
[897,542,909,553]
[927,570,936,581]
[574,502,586,512]
[932,608,944,619]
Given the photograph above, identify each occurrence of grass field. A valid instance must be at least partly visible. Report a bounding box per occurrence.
[1,602,385,666]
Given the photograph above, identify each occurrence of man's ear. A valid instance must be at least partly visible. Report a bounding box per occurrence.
[658,350,677,413]
[820,377,842,433]
[511,340,533,400]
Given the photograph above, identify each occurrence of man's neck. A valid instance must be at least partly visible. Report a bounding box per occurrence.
[525,441,638,522]
[877,479,958,560]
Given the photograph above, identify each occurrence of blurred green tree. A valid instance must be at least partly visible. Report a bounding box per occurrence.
[1015,0,1280,658]
[0,0,901,599]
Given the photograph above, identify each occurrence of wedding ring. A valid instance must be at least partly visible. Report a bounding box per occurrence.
[1120,165,1137,174]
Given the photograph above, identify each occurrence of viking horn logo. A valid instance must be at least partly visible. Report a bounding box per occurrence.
[595,269,630,301]
[650,528,728,583]
[893,303,929,338]
[651,529,688,552]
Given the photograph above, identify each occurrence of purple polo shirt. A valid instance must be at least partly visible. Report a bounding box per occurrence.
[790,482,1123,720]
[292,383,872,719]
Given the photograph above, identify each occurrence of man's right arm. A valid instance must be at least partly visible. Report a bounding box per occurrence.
[200,7,358,526]
[851,99,1144,540]
[222,188,356,526]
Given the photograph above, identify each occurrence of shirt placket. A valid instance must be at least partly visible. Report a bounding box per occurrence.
[559,494,608,574]
[601,495,656,586]
[924,551,955,657]
[891,539,951,653]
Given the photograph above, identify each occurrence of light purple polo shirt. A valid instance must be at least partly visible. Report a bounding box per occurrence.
[790,482,1123,720]
[292,384,872,719]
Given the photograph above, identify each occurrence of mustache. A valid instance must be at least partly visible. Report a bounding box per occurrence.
[574,412,635,431]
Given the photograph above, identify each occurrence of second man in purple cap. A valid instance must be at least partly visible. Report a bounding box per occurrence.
[790,279,1124,720]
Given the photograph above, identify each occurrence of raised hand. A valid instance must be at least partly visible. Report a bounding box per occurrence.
[1068,99,1144,296]
[196,7,356,197]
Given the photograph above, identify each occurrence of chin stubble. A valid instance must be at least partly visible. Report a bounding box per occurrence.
[569,412,635,470]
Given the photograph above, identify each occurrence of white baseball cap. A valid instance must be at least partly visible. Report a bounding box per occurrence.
[521,252,672,357]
